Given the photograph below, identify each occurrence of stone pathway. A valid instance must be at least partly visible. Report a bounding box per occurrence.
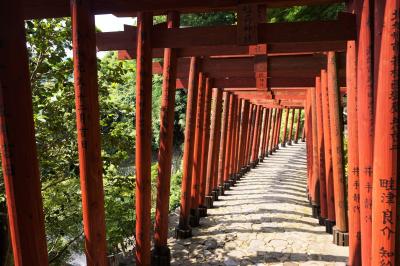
[167,142,349,266]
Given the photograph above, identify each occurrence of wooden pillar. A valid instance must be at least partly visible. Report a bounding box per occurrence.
[288,108,295,145]
[346,40,361,265]
[252,106,261,163]
[327,52,349,245]
[71,0,108,264]
[282,108,290,147]
[211,90,224,198]
[316,75,328,224]
[321,69,336,234]
[246,105,255,166]
[269,109,278,155]
[302,117,306,142]
[234,99,244,179]
[371,1,399,265]
[311,78,321,217]
[217,92,230,195]
[205,88,222,208]
[0,1,48,264]
[251,105,261,166]
[224,94,236,189]
[275,109,283,150]
[176,57,198,239]
[265,108,273,156]
[239,101,250,173]
[356,0,374,260]
[190,73,206,227]
[305,95,313,201]
[135,12,154,264]
[294,109,302,143]
[153,12,179,262]
[260,108,270,158]
[198,78,212,213]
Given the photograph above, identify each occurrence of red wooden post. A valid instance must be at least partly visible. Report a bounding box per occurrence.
[198,77,212,215]
[246,105,255,167]
[282,108,290,147]
[260,108,270,159]
[346,40,361,266]
[71,0,108,264]
[321,69,336,234]
[211,90,224,199]
[264,108,273,156]
[205,88,222,208]
[371,2,399,265]
[356,0,374,260]
[305,94,313,201]
[224,94,236,189]
[254,106,264,163]
[269,109,278,155]
[135,12,154,264]
[275,109,283,150]
[294,109,301,143]
[176,57,198,239]
[217,92,230,195]
[311,77,321,218]
[327,51,348,246]
[316,75,328,225]
[288,108,295,145]
[190,72,205,227]
[239,101,250,174]
[251,105,261,167]
[233,98,244,181]
[0,1,48,264]
[301,117,306,142]
[153,12,179,263]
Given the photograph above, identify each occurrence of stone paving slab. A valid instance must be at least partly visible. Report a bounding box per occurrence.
[167,142,349,266]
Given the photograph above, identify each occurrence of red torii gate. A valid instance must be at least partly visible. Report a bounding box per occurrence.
[0,1,398,266]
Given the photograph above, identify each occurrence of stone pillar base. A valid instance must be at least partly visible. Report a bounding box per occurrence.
[332,227,349,246]
[259,156,264,162]
[175,225,192,239]
[294,140,298,144]
[318,217,326,226]
[223,181,231,190]
[281,143,286,147]
[189,208,200,227]
[198,205,207,217]
[288,140,292,145]
[250,161,256,168]
[325,219,335,234]
[205,196,213,209]
[151,246,171,266]
[311,204,320,219]
[212,190,219,201]
[218,185,224,196]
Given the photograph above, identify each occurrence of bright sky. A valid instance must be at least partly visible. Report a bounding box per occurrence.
[95,14,135,32]
[95,15,135,57]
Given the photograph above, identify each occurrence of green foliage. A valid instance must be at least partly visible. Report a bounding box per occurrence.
[268,4,345,23]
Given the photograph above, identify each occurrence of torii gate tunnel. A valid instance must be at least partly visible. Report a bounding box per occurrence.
[0,0,399,265]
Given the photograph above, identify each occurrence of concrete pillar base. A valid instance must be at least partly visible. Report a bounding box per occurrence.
[250,161,256,169]
[246,165,251,172]
[325,220,335,234]
[294,140,298,144]
[175,225,192,239]
[281,143,286,147]
[189,208,200,227]
[198,205,207,217]
[332,227,349,246]
[259,156,264,162]
[224,181,231,190]
[311,204,320,219]
[151,246,171,266]
[288,140,292,145]
[318,217,326,226]
[205,196,213,209]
